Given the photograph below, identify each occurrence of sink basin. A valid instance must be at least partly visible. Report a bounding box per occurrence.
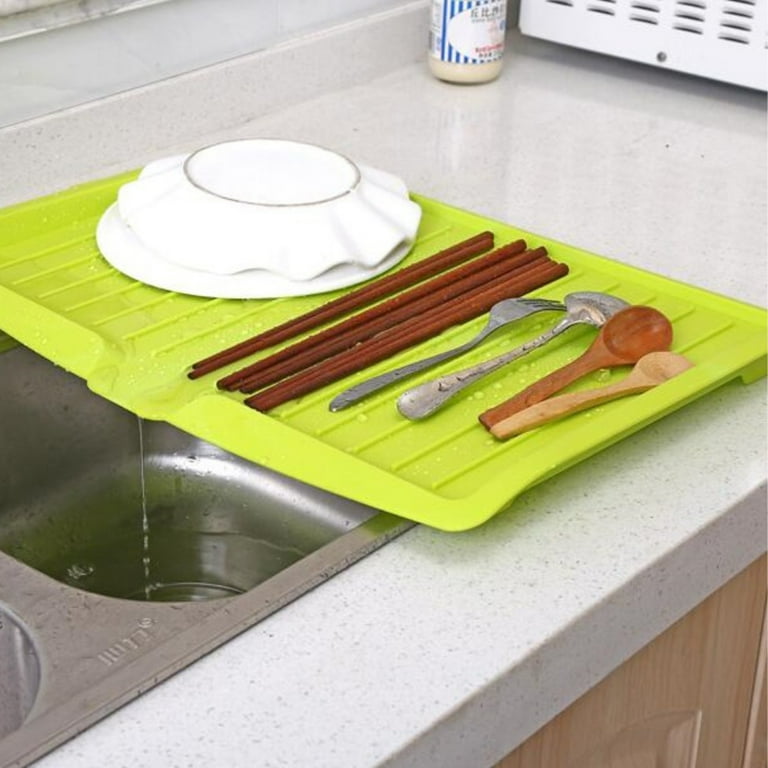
[0,344,411,767]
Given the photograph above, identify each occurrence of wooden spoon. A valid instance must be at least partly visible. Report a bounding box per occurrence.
[489,351,693,439]
[479,305,674,431]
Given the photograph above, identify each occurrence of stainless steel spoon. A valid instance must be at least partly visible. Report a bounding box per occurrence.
[396,291,630,420]
[328,297,565,411]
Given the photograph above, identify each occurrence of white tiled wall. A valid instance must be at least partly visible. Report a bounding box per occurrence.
[0,0,415,126]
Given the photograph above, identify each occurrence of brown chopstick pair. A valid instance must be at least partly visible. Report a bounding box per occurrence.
[222,240,537,393]
[244,259,569,412]
[189,231,496,379]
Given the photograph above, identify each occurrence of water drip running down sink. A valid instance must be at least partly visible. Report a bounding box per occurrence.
[138,418,151,601]
[129,415,323,603]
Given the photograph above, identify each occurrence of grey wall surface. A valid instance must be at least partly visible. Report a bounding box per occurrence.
[0,0,416,126]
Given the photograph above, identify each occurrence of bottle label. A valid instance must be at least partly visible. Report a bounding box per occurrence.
[429,0,506,65]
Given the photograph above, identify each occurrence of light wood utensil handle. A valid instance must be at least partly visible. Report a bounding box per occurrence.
[489,379,651,438]
[489,351,694,439]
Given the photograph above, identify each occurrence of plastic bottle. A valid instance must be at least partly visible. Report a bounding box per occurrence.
[428,0,507,84]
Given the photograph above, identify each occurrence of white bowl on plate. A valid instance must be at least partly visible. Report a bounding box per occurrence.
[96,139,422,298]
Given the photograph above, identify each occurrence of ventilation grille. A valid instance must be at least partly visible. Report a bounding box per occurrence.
[718,0,756,44]
[525,0,767,89]
[630,1,661,25]
[588,0,617,16]
[674,0,706,34]
[541,0,763,42]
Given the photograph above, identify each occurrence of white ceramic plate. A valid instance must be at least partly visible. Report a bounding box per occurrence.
[96,203,413,298]
[96,139,422,297]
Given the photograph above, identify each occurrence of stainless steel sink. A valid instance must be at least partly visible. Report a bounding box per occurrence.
[0,344,411,767]
[0,609,39,742]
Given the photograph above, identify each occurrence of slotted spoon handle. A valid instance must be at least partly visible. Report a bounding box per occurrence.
[330,322,500,411]
[396,316,574,420]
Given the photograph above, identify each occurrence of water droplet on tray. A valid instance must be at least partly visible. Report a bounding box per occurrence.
[594,368,611,383]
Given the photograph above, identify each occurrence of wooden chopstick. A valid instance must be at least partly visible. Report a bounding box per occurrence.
[218,240,532,392]
[334,259,561,374]
[229,243,544,393]
[189,231,496,379]
[244,260,570,411]
[235,247,548,393]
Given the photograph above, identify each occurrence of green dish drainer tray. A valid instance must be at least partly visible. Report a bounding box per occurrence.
[0,171,765,531]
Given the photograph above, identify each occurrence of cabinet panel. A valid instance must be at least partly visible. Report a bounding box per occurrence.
[743,611,767,768]
[497,555,767,768]
[569,711,701,768]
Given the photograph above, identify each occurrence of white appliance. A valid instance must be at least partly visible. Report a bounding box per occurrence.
[519,0,767,91]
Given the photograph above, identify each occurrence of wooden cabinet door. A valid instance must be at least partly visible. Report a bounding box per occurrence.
[743,611,767,768]
[497,554,767,768]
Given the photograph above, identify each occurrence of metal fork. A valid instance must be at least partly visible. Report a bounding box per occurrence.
[329,297,565,411]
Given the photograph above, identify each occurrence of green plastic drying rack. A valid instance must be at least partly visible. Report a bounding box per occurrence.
[0,171,765,531]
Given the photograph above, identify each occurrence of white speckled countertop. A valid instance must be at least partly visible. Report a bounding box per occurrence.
[2,5,766,767]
